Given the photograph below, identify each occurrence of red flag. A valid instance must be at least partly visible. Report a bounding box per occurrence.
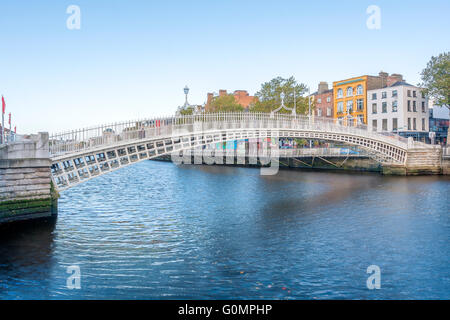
[14,126,16,133]
[8,113,11,125]
[1,96,5,114]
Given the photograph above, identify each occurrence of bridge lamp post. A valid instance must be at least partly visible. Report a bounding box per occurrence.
[184,85,190,108]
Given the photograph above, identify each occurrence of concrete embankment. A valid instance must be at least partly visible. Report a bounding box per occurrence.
[0,133,58,224]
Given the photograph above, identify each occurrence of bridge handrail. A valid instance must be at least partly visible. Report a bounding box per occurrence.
[49,112,410,157]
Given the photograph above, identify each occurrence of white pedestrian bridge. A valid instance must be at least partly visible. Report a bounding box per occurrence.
[49,112,436,191]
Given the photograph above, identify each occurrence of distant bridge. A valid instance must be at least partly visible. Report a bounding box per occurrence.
[48,112,441,191]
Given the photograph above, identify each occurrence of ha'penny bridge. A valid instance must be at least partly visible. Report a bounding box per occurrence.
[0,112,447,223]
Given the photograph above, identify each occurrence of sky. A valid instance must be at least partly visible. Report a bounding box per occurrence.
[0,0,449,134]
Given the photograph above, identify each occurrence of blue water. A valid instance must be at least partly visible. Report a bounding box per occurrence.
[0,161,449,299]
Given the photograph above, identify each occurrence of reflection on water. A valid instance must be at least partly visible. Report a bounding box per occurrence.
[0,161,449,299]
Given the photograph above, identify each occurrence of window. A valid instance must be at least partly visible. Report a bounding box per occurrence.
[327,107,332,116]
[326,97,331,103]
[422,101,425,112]
[372,120,377,132]
[346,100,353,113]
[372,93,377,100]
[422,118,425,131]
[382,119,388,131]
[407,90,411,97]
[413,101,417,112]
[382,92,387,99]
[346,87,353,97]
[356,99,364,111]
[408,118,411,130]
[413,91,416,97]
[413,118,417,130]
[338,117,344,125]
[337,88,343,98]
[317,108,322,116]
[337,101,344,113]
[372,103,377,114]
[392,90,398,97]
[317,98,322,104]
[421,91,425,99]
[407,100,411,112]
[356,85,363,95]
[393,118,398,131]
[357,115,364,125]
[382,102,387,113]
[392,100,398,112]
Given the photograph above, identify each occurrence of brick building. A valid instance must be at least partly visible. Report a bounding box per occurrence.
[205,89,258,111]
[311,82,333,118]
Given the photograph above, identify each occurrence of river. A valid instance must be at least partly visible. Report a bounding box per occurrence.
[0,161,449,299]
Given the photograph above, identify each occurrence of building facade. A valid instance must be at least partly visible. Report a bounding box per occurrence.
[367,81,429,140]
[429,103,449,145]
[311,82,333,118]
[205,89,257,111]
[333,72,403,125]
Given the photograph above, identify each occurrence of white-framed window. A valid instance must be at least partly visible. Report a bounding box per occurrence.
[372,93,377,100]
[392,90,397,97]
[337,101,344,113]
[326,97,331,103]
[327,107,332,116]
[356,85,363,95]
[372,103,377,114]
[346,87,353,97]
[382,119,388,131]
[382,91,387,99]
[422,118,425,131]
[337,89,343,98]
[317,108,322,116]
[357,114,364,125]
[346,100,353,113]
[382,102,387,113]
[356,99,364,111]
[392,100,398,112]
[372,120,377,132]
[393,118,398,131]
[317,98,322,104]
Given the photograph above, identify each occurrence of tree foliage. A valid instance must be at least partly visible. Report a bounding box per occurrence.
[250,76,312,114]
[208,94,244,112]
[420,52,450,108]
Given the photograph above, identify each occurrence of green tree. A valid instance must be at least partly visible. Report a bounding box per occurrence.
[208,94,244,112]
[420,52,450,108]
[250,76,312,114]
[178,105,194,115]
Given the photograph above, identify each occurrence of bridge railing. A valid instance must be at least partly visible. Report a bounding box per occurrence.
[49,112,410,157]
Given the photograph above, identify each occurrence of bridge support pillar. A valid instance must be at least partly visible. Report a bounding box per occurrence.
[0,133,58,225]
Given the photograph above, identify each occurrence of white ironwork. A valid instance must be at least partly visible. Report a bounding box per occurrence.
[49,112,431,191]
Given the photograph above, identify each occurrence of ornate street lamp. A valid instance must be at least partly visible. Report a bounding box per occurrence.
[183,85,190,108]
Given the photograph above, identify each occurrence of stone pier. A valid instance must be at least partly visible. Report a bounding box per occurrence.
[0,133,58,224]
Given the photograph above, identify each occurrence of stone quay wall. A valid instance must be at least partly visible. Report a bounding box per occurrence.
[0,133,57,224]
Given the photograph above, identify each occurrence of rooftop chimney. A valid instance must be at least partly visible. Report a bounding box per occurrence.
[318,82,329,94]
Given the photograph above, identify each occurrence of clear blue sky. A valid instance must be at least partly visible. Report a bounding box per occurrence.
[0,0,449,133]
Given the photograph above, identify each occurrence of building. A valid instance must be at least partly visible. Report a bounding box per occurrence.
[429,102,449,145]
[205,89,257,111]
[333,72,403,125]
[311,82,333,118]
[367,81,429,141]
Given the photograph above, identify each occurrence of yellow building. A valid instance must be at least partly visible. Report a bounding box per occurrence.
[333,73,394,125]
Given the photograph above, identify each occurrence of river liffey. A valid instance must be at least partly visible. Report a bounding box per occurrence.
[0,161,449,299]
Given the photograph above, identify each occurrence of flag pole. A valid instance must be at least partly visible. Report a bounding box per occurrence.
[1,96,4,144]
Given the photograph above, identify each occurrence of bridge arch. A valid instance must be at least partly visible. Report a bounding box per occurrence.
[50,113,410,191]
